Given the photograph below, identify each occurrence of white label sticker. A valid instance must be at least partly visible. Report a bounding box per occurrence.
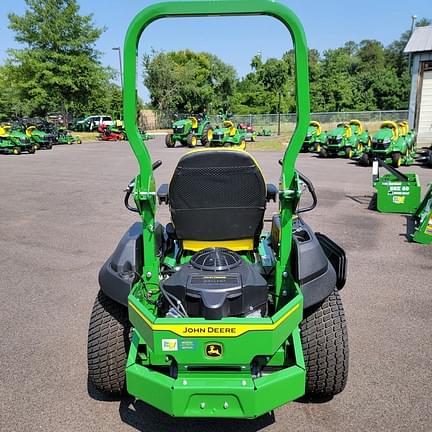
[162,339,178,351]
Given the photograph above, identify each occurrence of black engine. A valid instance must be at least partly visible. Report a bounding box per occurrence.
[162,248,268,320]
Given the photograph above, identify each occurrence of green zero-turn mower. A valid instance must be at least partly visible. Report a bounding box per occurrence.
[210,117,247,150]
[166,113,213,148]
[0,124,37,155]
[301,120,327,153]
[359,121,416,168]
[87,0,349,419]
[320,119,369,159]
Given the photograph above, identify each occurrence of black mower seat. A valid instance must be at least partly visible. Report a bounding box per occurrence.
[168,149,267,250]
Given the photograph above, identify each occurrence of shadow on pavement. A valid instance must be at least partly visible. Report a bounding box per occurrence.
[118,396,275,432]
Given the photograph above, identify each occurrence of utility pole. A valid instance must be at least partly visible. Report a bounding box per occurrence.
[112,47,123,92]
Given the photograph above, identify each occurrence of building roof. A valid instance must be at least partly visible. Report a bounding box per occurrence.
[404,26,432,53]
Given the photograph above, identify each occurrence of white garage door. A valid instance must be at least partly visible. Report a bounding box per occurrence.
[418,70,432,145]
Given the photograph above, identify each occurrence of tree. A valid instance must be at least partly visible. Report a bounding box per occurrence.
[143,49,236,113]
[2,0,114,119]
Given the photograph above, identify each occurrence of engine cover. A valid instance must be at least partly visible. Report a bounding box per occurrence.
[162,248,268,320]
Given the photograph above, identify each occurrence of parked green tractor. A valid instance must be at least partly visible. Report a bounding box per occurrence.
[320,119,368,158]
[0,124,37,154]
[166,114,213,148]
[359,121,416,168]
[87,0,349,420]
[210,117,247,149]
[302,120,327,152]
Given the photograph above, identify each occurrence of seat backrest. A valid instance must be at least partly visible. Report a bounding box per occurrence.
[169,149,267,245]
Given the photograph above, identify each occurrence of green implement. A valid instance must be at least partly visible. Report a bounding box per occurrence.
[372,159,421,214]
[411,184,432,244]
[87,0,349,419]
[166,113,213,148]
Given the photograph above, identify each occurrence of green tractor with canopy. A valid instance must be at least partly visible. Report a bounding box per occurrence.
[166,113,213,148]
[301,120,327,152]
[320,119,369,158]
[87,0,349,419]
[359,121,416,168]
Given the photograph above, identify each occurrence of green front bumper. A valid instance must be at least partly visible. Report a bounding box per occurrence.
[126,291,305,418]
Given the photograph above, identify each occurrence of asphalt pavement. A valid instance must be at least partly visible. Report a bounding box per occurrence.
[0,137,431,432]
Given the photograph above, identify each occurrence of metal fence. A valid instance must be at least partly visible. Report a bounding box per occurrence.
[140,110,409,133]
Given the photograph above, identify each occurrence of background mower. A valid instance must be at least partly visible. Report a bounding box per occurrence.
[98,124,127,141]
[210,115,247,149]
[302,120,327,152]
[238,122,257,142]
[87,0,349,420]
[0,123,37,154]
[321,120,368,159]
[359,121,416,168]
[165,113,213,148]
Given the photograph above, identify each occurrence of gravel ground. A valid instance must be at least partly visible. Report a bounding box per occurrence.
[0,137,431,432]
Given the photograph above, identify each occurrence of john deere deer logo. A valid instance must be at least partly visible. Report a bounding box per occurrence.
[205,343,223,358]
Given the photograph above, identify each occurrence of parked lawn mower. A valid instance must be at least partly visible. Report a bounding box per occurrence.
[359,121,416,168]
[166,113,213,148]
[257,128,272,136]
[238,123,257,142]
[302,120,327,152]
[98,124,127,141]
[0,123,37,154]
[321,120,368,159]
[87,0,349,420]
[371,159,432,244]
[210,117,247,149]
[37,120,82,145]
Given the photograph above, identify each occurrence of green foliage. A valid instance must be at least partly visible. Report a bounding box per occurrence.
[142,49,237,113]
[0,0,118,119]
[144,18,430,115]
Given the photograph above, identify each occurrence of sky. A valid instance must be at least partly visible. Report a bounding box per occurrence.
[0,0,431,101]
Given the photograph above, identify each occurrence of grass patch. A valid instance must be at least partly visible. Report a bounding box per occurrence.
[246,134,290,151]
[74,131,99,142]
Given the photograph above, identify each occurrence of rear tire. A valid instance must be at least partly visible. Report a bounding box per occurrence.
[45,142,53,150]
[359,152,370,166]
[28,146,36,154]
[165,134,175,148]
[301,289,349,398]
[87,290,131,395]
[392,152,402,168]
[187,133,197,148]
[238,138,246,150]
[319,148,327,158]
[201,124,213,147]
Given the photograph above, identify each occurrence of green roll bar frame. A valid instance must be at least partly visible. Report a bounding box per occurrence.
[123,0,310,304]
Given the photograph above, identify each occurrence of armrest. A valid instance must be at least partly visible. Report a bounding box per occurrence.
[266,183,278,202]
[157,184,169,204]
